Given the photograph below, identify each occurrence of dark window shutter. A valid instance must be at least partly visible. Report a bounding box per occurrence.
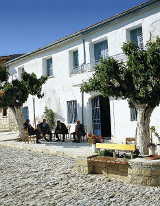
[67,100,77,123]
[130,27,143,49]
[130,107,137,121]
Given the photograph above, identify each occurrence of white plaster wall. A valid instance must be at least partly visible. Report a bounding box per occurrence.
[8,2,160,140]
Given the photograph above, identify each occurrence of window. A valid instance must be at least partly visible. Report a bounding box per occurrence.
[73,50,79,69]
[67,100,77,123]
[130,106,137,121]
[2,108,7,117]
[94,40,108,63]
[22,106,29,120]
[130,27,143,49]
[18,67,24,80]
[46,58,53,76]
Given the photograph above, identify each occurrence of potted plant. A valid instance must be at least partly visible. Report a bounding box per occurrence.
[87,134,99,153]
[97,136,105,143]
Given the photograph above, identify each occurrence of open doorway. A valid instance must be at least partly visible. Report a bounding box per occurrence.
[91,95,111,138]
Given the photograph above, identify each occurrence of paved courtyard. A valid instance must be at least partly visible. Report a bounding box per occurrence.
[0,132,93,158]
[0,132,160,206]
[1,146,160,206]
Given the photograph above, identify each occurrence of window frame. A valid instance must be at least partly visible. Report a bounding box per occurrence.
[67,100,77,124]
[128,26,143,49]
[130,106,137,121]
[93,39,108,64]
[18,66,25,80]
[46,57,53,77]
[72,50,79,70]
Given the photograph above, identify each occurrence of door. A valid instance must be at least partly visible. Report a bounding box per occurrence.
[91,96,111,138]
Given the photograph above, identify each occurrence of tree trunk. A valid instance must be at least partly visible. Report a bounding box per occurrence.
[10,106,25,138]
[136,104,154,155]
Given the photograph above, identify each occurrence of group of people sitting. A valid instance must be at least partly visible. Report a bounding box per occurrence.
[23,119,52,144]
[23,119,86,144]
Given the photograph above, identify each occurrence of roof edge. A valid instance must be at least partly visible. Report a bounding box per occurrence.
[6,0,159,65]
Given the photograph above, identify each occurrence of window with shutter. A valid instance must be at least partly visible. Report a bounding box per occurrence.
[130,27,143,49]
[46,58,53,76]
[94,40,108,63]
[18,67,25,80]
[67,100,77,123]
[22,106,29,120]
[73,50,79,69]
[130,106,137,121]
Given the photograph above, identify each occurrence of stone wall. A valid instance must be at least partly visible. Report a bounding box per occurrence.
[0,108,18,131]
[87,155,129,177]
[128,158,160,186]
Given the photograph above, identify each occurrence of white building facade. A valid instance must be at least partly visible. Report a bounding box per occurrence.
[7,0,160,143]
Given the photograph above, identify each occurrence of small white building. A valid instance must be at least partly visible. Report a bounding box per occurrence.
[6,0,160,143]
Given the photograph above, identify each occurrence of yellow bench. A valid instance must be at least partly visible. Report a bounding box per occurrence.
[96,143,136,159]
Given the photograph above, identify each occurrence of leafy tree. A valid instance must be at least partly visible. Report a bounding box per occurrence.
[0,65,47,137]
[81,37,160,155]
[44,107,55,129]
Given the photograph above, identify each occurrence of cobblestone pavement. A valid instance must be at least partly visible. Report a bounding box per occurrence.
[0,146,160,206]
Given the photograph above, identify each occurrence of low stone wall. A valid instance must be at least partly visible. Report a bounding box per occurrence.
[128,158,160,186]
[74,158,88,174]
[87,155,129,177]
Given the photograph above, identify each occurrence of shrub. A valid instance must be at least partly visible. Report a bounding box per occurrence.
[44,107,55,129]
[99,150,113,157]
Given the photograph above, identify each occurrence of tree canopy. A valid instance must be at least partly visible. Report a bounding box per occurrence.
[81,37,160,107]
[0,69,47,108]
[81,37,160,155]
[0,65,47,136]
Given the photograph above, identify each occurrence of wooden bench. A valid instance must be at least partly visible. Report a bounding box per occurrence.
[96,143,136,159]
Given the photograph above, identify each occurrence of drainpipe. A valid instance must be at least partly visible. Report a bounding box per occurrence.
[33,97,36,128]
[81,91,84,125]
[81,39,86,125]
[82,39,86,64]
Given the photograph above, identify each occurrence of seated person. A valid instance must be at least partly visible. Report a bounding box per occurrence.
[38,119,52,142]
[73,120,86,143]
[23,119,41,144]
[55,120,68,142]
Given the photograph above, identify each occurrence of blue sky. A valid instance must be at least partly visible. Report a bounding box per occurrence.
[0,0,149,56]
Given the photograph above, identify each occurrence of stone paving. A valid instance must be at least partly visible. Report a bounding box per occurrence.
[0,146,160,206]
[0,132,160,206]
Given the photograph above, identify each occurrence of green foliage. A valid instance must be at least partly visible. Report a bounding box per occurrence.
[0,69,48,108]
[22,72,47,98]
[99,149,113,157]
[44,107,55,129]
[81,37,160,107]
